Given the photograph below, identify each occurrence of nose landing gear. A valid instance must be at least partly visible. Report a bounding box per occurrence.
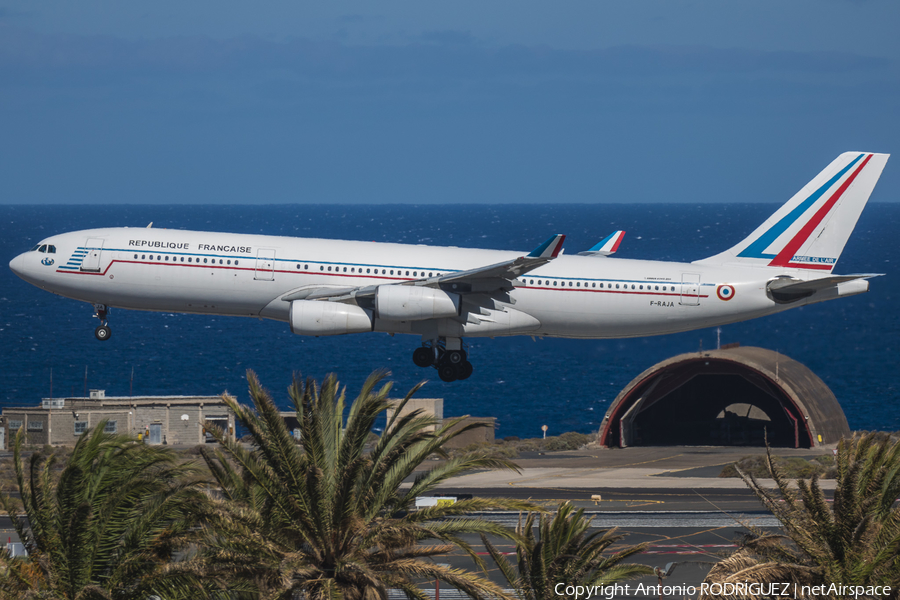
[93,304,111,341]
[411,338,473,382]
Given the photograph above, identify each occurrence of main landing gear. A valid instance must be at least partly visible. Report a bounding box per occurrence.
[412,338,473,382]
[92,303,111,341]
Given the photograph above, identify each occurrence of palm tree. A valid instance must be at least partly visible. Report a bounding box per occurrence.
[0,424,210,600]
[700,432,900,599]
[201,369,538,600]
[481,502,652,600]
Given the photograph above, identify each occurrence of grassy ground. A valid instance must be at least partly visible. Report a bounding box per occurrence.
[718,454,837,479]
[448,431,593,459]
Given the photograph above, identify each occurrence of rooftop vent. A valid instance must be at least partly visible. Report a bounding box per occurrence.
[89,389,105,400]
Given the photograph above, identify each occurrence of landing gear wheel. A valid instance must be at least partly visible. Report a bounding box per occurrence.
[438,364,459,382]
[445,350,466,365]
[94,325,112,341]
[412,347,434,367]
[458,361,473,380]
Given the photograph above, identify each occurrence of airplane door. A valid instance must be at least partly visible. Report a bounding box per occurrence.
[680,273,701,306]
[255,248,276,281]
[80,238,105,272]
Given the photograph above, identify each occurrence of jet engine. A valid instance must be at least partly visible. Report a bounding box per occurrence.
[290,300,373,335]
[376,285,460,321]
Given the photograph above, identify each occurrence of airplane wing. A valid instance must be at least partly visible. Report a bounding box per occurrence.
[280,234,566,305]
[578,230,625,256]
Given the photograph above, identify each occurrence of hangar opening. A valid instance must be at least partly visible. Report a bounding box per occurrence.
[599,346,851,449]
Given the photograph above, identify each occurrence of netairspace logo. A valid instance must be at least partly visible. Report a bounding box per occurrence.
[554,582,892,599]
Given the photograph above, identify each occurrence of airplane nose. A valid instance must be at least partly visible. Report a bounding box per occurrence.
[9,253,25,278]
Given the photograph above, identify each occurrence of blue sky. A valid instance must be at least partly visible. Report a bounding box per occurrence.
[1,0,897,204]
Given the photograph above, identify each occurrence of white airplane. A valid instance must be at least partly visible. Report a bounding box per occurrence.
[9,152,889,382]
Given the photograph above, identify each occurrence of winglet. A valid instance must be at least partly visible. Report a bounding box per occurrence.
[527,234,566,259]
[580,230,625,256]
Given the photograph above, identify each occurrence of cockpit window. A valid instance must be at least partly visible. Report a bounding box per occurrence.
[47,245,56,254]
[38,245,47,253]
[30,244,40,251]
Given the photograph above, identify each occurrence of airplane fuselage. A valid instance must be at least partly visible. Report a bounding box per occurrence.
[10,226,838,340]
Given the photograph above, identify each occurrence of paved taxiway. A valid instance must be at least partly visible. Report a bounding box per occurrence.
[426,445,833,596]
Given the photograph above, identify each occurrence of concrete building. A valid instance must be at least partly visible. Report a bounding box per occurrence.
[277,398,495,449]
[2,389,236,448]
[385,398,495,448]
[599,346,851,449]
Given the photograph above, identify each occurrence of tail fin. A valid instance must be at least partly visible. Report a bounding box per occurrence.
[696,152,889,272]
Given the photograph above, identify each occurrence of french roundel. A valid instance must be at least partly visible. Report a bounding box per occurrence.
[717,285,735,301]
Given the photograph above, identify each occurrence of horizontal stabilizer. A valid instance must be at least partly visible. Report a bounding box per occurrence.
[578,230,625,256]
[767,274,881,303]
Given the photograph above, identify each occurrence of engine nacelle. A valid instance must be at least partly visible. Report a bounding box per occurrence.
[376,285,460,321]
[290,300,373,336]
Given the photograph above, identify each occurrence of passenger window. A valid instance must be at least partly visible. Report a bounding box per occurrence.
[165,256,169,261]
[142,255,146,260]
[328,266,332,272]
[187,257,192,262]
[226,260,230,265]
[662,286,667,291]
[390,270,394,275]
[235,260,239,266]
[655,285,659,290]
[631,284,635,290]
[616,284,620,289]
[429,272,433,277]
[134,254,138,259]
[592,282,596,288]
[203,258,208,264]
[343,267,347,272]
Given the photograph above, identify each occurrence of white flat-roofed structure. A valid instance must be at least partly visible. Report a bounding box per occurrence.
[2,390,236,448]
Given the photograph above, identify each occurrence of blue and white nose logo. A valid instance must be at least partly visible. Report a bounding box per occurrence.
[717,284,735,301]
[41,257,55,266]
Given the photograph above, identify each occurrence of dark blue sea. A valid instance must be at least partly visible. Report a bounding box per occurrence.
[1,204,898,438]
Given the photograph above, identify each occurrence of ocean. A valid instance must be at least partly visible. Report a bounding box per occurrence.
[1,203,898,438]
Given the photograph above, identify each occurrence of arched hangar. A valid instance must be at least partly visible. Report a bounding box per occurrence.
[599,346,850,449]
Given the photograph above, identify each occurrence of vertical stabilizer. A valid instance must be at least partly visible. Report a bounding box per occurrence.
[696,152,889,272]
